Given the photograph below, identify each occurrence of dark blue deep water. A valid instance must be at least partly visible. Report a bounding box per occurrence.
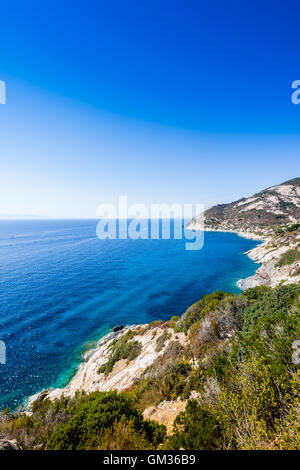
[0,219,261,409]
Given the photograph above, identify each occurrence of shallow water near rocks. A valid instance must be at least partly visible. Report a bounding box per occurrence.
[0,219,260,409]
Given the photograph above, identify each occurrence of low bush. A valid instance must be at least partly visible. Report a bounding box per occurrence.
[155,331,172,352]
[132,342,190,409]
[177,291,232,332]
[48,391,166,450]
[98,331,142,375]
[169,400,222,450]
[275,249,300,267]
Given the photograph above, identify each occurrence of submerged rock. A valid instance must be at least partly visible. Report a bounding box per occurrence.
[113,325,124,332]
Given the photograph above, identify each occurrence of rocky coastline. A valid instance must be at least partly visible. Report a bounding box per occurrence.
[186,221,300,291]
[28,225,300,412]
[187,178,300,290]
[27,323,190,431]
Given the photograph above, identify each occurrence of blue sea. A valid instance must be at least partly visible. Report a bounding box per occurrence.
[0,219,260,409]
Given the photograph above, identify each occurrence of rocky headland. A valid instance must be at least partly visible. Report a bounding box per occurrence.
[187,178,300,290]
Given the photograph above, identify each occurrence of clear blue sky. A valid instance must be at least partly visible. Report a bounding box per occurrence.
[0,0,299,218]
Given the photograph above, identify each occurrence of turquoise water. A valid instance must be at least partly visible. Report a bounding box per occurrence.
[0,219,260,409]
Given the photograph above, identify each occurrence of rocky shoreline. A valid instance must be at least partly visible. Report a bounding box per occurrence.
[187,224,268,242]
[187,178,300,290]
[27,224,300,430]
[28,323,187,399]
[186,222,300,290]
[29,227,300,405]
[27,322,190,431]
[235,230,300,290]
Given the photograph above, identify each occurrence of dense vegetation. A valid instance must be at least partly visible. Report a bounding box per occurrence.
[168,284,300,450]
[1,284,299,450]
[0,391,166,450]
[275,248,300,267]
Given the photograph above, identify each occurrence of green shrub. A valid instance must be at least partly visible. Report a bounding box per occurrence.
[169,400,222,450]
[98,331,142,375]
[275,249,300,267]
[48,391,166,450]
[96,417,153,450]
[132,343,189,408]
[155,331,171,352]
[121,340,142,361]
[286,224,300,232]
[178,291,231,332]
[169,315,180,330]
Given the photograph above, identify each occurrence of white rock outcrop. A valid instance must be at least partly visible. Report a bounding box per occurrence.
[38,326,188,403]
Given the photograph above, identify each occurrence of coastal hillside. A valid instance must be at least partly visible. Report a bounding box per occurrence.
[1,284,299,450]
[237,227,300,289]
[188,178,300,290]
[188,178,300,233]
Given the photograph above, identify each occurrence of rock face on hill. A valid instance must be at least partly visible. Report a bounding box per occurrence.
[188,178,300,233]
